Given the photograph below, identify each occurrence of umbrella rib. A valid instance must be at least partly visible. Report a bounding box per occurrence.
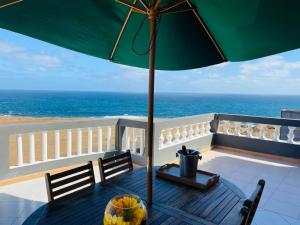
[0,0,22,8]
[186,0,227,61]
[116,0,147,14]
[139,0,149,10]
[110,0,138,60]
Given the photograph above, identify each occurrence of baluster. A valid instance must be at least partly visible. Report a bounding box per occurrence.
[234,122,241,136]
[98,127,103,153]
[174,127,181,142]
[42,131,48,161]
[125,127,130,150]
[77,128,82,155]
[106,126,111,151]
[205,122,211,135]
[55,130,60,159]
[224,121,229,135]
[29,132,35,164]
[259,125,265,140]
[199,123,205,136]
[182,126,188,140]
[218,121,224,133]
[17,134,23,166]
[132,128,137,153]
[159,129,165,148]
[247,123,253,138]
[273,125,280,141]
[195,123,200,136]
[188,125,194,139]
[139,129,145,155]
[67,129,72,157]
[166,128,173,145]
[88,127,93,154]
[287,126,296,144]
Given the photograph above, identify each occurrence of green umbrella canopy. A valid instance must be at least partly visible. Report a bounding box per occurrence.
[0,0,300,70]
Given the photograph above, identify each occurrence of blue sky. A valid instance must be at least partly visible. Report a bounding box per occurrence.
[1,28,300,95]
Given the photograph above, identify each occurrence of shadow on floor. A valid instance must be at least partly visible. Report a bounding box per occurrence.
[0,193,45,225]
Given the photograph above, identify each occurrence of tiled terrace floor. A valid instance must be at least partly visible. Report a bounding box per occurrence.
[1,148,300,225]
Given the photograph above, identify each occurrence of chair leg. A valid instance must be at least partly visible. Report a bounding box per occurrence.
[98,158,105,181]
[45,173,54,202]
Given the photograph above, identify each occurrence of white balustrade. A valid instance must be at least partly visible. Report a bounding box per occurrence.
[88,127,93,154]
[106,126,112,151]
[132,128,137,153]
[218,120,300,145]
[42,131,48,161]
[288,126,296,144]
[67,129,72,157]
[77,128,82,156]
[17,134,23,166]
[139,129,145,155]
[158,120,213,149]
[98,127,103,153]
[55,130,60,159]
[29,132,35,164]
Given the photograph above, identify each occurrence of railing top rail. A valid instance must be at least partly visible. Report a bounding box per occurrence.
[216,113,300,127]
[0,117,119,134]
[118,118,148,129]
[155,113,215,129]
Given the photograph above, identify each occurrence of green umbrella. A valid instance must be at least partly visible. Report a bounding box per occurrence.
[1,0,300,206]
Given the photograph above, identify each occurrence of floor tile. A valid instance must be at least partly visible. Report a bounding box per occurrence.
[254,210,289,225]
[263,198,300,219]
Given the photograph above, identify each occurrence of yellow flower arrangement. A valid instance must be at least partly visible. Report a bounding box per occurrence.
[104,194,147,225]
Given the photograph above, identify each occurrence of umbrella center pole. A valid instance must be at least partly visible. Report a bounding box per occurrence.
[147,7,158,208]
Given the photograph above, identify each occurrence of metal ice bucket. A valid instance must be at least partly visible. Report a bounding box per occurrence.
[176,146,202,177]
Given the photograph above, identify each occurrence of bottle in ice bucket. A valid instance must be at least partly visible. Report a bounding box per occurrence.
[176,145,202,177]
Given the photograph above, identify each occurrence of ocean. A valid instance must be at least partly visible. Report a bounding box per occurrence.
[0,90,299,118]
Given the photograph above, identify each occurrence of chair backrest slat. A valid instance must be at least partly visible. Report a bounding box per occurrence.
[98,150,133,181]
[51,171,93,189]
[240,179,265,225]
[50,163,91,180]
[52,177,95,197]
[45,161,95,202]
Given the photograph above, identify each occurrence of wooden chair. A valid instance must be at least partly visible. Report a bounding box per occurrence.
[45,161,95,202]
[240,179,265,225]
[98,150,133,181]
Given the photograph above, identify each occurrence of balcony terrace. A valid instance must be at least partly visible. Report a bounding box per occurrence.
[0,114,300,225]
